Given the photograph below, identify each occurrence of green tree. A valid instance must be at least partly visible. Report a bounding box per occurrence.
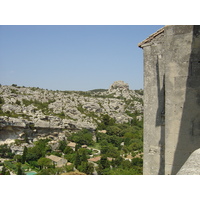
[59,140,67,152]
[21,146,28,164]
[107,135,122,147]
[26,146,42,162]
[128,139,143,152]
[1,164,7,175]
[102,114,115,126]
[100,140,119,158]
[65,163,74,172]
[96,132,109,143]
[77,161,94,175]
[26,139,50,163]
[100,155,110,169]
[0,97,5,105]
[97,114,116,130]
[69,129,94,146]
[14,155,22,163]
[16,100,21,105]
[85,162,94,175]
[37,157,52,169]
[121,160,132,169]
[17,163,24,175]
[96,163,104,175]
[132,157,143,167]
[77,161,87,173]
[78,148,88,162]
[100,140,109,154]
[24,133,29,144]
[0,144,14,158]
[74,151,81,169]
[64,146,74,154]
[106,145,119,158]
[5,170,10,175]
[106,126,121,136]
[37,168,54,175]
[111,155,123,168]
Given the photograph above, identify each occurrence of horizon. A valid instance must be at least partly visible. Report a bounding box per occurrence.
[0,25,164,91]
[0,80,144,92]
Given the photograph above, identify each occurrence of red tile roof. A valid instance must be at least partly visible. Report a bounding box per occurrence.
[88,156,101,162]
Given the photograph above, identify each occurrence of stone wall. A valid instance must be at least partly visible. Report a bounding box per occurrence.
[139,25,200,175]
[142,30,165,175]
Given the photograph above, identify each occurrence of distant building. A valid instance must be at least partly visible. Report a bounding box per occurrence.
[98,130,107,134]
[88,156,101,162]
[67,142,76,151]
[46,155,67,167]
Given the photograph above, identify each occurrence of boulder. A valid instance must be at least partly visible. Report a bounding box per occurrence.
[34,120,49,128]
[8,117,26,128]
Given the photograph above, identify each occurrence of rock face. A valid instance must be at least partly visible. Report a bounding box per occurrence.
[109,81,129,91]
[108,81,133,99]
[0,82,143,143]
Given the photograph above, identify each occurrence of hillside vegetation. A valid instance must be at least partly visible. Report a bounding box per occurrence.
[0,81,143,175]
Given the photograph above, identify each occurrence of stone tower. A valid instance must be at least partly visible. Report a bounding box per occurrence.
[138,25,200,175]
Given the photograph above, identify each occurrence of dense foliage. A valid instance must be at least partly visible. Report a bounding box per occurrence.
[0,113,143,175]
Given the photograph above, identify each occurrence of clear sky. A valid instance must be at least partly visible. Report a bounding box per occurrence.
[0,25,163,91]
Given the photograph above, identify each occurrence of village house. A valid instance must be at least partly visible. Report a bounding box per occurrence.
[48,140,59,151]
[67,142,76,151]
[124,154,133,161]
[66,162,72,166]
[97,130,107,134]
[46,155,67,167]
[88,156,101,162]
[88,156,113,162]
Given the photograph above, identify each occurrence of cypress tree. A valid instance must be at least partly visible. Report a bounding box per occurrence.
[17,163,23,175]
[74,151,81,169]
[21,146,27,164]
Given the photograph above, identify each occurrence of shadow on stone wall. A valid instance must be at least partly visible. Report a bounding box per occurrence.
[155,56,165,175]
[172,26,200,175]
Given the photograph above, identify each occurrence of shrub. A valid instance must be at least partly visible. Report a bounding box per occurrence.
[16,100,21,105]
[0,97,4,105]
[68,129,94,146]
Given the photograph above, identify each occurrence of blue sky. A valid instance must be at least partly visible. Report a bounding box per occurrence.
[0,25,163,91]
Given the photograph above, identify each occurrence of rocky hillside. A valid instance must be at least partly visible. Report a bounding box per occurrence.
[0,81,143,143]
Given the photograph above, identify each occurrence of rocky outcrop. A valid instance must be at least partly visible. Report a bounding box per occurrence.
[108,81,140,100]
[0,82,143,143]
[109,81,129,92]
[109,80,129,91]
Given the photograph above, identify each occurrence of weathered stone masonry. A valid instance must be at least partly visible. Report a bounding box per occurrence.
[139,25,200,175]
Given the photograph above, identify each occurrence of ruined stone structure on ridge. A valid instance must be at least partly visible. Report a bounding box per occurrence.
[138,25,200,175]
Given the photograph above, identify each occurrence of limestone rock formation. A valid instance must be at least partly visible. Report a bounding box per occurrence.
[0,82,143,144]
[109,80,129,91]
